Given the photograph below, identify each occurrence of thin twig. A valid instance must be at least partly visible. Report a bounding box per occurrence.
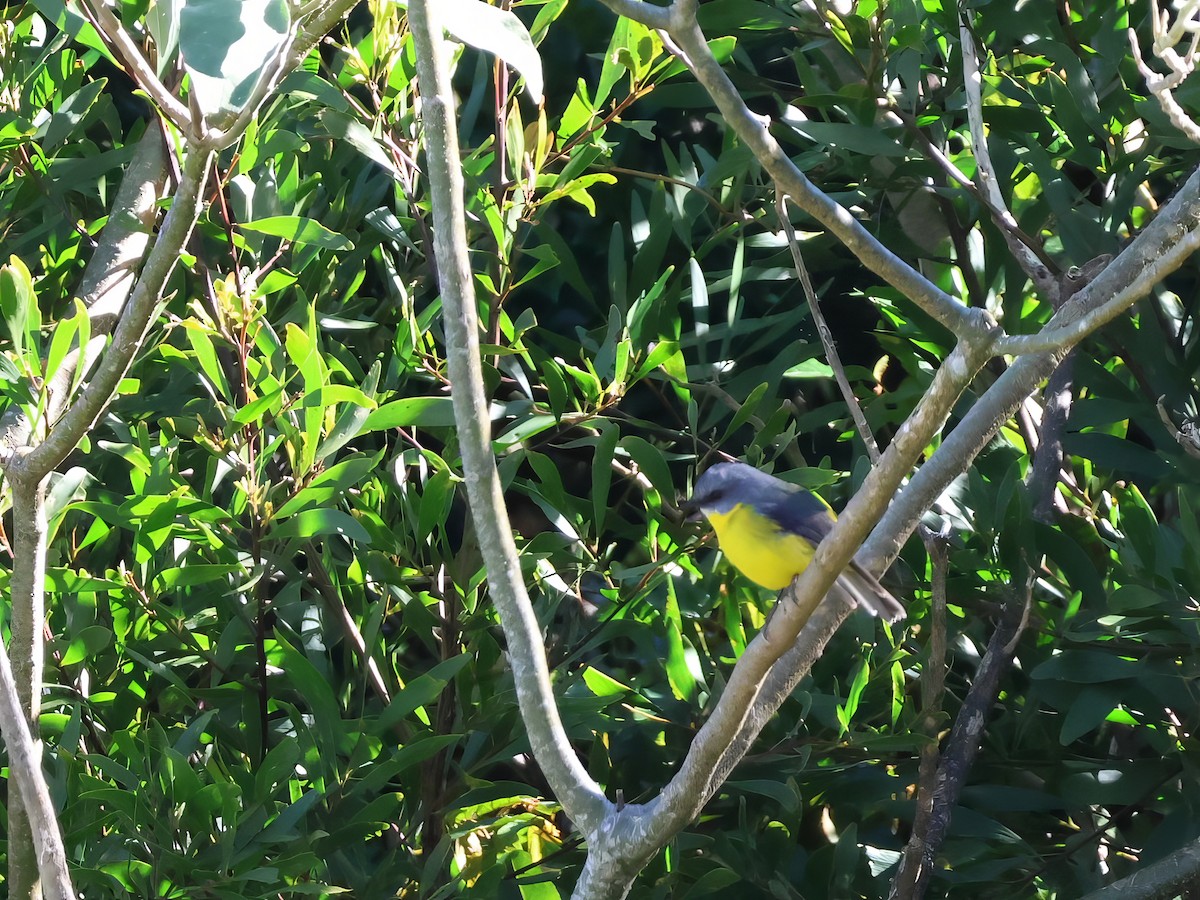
[890,524,949,899]
[958,10,1056,297]
[777,192,881,464]
[77,0,192,132]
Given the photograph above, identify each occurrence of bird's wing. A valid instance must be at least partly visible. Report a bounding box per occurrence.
[768,490,837,547]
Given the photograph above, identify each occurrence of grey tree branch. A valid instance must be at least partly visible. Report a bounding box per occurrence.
[78,0,192,131]
[291,0,361,67]
[0,130,167,453]
[778,193,881,464]
[12,147,212,480]
[407,0,609,840]
[5,473,55,899]
[996,168,1200,357]
[1082,835,1200,899]
[0,484,74,900]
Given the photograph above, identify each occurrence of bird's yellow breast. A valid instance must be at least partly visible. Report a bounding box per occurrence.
[706,502,816,591]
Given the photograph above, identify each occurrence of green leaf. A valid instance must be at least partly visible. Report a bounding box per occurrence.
[44,298,90,390]
[277,454,383,518]
[582,666,631,698]
[315,364,380,463]
[180,0,290,117]
[319,111,401,179]
[1030,651,1142,683]
[60,625,113,666]
[726,779,801,813]
[591,424,619,537]
[619,435,674,501]
[240,216,354,250]
[147,0,181,76]
[0,255,36,356]
[663,582,696,702]
[43,78,106,149]
[232,386,285,426]
[358,397,457,432]
[494,413,558,451]
[439,0,543,103]
[1059,686,1116,745]
[284,315,327,474]
[183,323,232,401]
[270,508,370,543]
[783,120,908,157]
[276,636,342,769]
[376,654,471,733]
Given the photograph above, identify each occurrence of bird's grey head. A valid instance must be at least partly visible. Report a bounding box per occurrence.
[688,461,789,516]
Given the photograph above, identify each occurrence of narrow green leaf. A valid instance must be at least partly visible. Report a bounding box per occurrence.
[183,324,231,401]
[591,424,619,536]
[0,256,35,355]
[270,508,370,543]
[240,216,354,250]
[439,0,543,102]
[44,298,88,388]
[358,397,457,432]
[376,654,471,734]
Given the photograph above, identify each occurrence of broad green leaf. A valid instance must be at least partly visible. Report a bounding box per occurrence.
[376,654,471,733]
[591,423,619,536]
[270,508,370,543]
[315,362,381,462]
[582,666,631,698]
[232,386,285,426]
[61,624,112,666]
[663,582,696,703]
[180,0,290,117]
[725,779,801,814]
[619,435,674,501]
[44,298,89,389]
[183,323,232,401]
[43,78,106,149]
[439,0,543,103]
[147,0,181,76]
[358,397,457,432]
[783,120,908,157]
[276,636,342,770]
[277,453,384,518]
[240,216,354,250]
[1030,651,1142,683]
[284,313,327,474]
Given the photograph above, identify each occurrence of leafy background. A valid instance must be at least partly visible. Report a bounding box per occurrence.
[0,0,1198,896]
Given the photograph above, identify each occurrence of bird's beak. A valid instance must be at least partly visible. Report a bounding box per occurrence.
[680,498,704,522]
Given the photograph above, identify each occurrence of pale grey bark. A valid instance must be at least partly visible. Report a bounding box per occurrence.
[407,0,610,838]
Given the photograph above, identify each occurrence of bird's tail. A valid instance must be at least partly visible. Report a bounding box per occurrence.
[837,561,905,623]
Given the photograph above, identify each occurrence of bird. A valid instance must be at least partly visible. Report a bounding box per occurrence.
[685,461,905,622]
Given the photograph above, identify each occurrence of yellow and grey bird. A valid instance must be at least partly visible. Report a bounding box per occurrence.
[685,461,904,622]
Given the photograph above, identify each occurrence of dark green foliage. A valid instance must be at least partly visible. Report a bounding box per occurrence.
[0,0,1197,896]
